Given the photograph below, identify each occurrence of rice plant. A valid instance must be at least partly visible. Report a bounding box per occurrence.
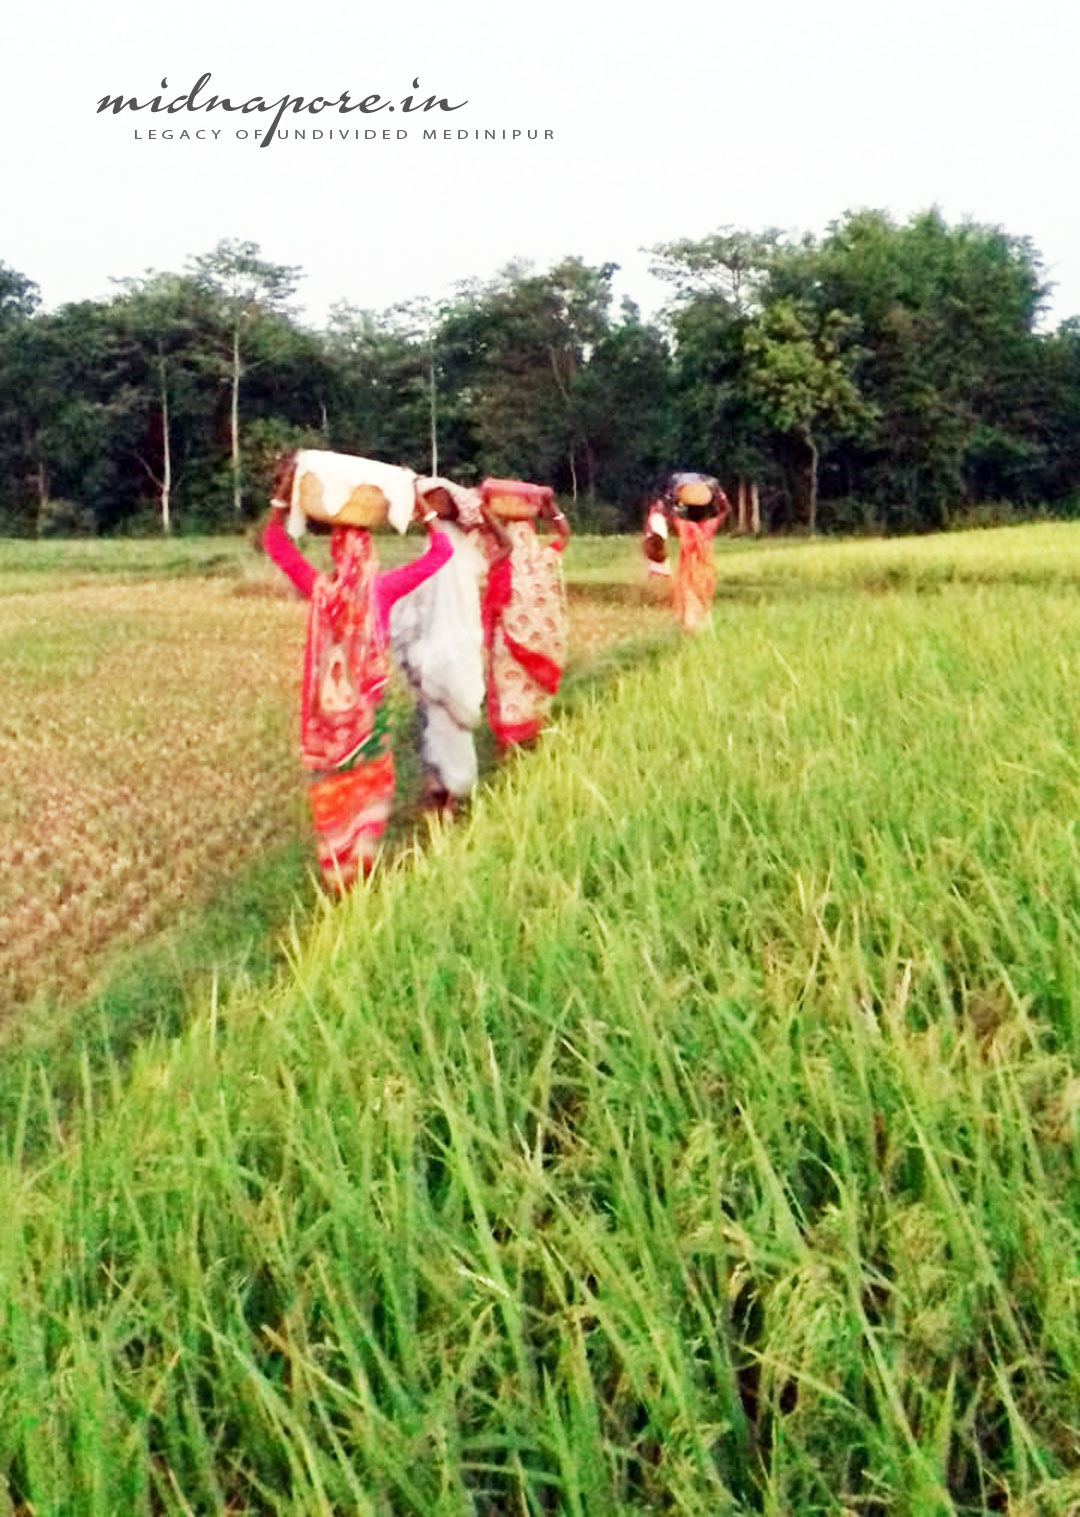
[2,525,1080,1512]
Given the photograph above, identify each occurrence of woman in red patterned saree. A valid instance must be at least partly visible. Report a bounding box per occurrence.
[478,479,571,754]
[263,472,450,892]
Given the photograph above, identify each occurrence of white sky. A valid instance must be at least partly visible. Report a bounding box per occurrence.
[3,0,1079,331]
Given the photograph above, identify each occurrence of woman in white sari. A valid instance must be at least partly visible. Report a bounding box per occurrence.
[389,477,510,817]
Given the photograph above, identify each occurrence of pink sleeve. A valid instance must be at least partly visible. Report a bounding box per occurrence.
[373,530,453,635]
[704,516,722,541]
[263,520,318,598]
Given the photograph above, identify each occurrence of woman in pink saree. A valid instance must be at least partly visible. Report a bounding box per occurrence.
[262,453,450,891]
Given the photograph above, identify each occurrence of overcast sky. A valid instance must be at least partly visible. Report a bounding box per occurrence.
[4,0,1078,330]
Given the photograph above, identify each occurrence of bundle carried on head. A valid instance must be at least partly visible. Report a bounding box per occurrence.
[675,479,714,507]
[480,478,555,521]
[666,472,722,509]
[286,451,418,537]
[663,471,727,523]
[415,475,485,530]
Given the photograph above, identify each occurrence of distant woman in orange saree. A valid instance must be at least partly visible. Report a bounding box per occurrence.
[661,472,730,633]
[478,478,570,753]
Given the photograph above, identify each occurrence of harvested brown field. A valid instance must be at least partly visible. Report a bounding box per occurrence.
[0,540,673,1013]
[0,576,303,1010]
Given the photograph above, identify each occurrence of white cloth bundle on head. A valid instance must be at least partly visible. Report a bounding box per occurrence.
[286,450,418,538]
[415,475,484,530]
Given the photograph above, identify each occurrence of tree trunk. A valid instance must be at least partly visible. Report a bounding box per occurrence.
[806,433,819,536]
[158,347,171,536]
[750,479,761,535]
[736,478,748,534]
[34,462,49,540]
[429,350,438,476]
[231,326,242,517]
[567,448,578,506]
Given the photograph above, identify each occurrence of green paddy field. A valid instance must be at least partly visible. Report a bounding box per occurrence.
[2,525,1079,1513]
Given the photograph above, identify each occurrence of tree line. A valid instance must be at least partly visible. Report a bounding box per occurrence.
[2,209,1079,537]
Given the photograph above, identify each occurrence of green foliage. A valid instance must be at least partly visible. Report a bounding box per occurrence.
[240,416,328,499]
[650,225,787,314]
[3,208,1080,537]
[576,301,677,521]
[0,261,39,325]
[780,208,1051,527]
[186,237,301,315]
[185,239,310,520]
[439,257,620,492]
[656,210,1071,531]
[36,497,95,536]
[742,298,877,532]
[325,299,445,470]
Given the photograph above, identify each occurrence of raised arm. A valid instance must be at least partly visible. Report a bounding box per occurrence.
[540,490,571,551]
[705,488,732,538]
[263,501,317,598]
[480,504,514,565]
[372,516,452,636]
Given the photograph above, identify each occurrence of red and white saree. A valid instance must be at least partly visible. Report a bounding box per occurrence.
[481,520,567,749]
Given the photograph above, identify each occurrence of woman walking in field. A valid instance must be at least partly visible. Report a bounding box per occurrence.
[658,472,730,632]
[478,478,570,754]
[389,476,511,818]
[263,450,451,892]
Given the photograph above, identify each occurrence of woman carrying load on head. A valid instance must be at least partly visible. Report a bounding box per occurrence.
[389,476,512,819]
[478,478,570,755]
[658,471,730,633]
[262,449,451,893]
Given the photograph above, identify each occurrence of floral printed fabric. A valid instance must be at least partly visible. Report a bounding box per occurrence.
[482,520,567,746]
[308,750,395,892]
[299,529,389,772]
[298,528,394,889]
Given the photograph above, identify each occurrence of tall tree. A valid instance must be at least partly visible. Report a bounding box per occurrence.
[325,300,446,470]
[576,299,676,524]
[650,227,786,316]
[187,240,302,518]
[651,229,791,520]
[0,264,42,531]
[771,209,1051,526]
[439,259,618,498]
[9,301,148,535]
[111,272,224,534]
[0,262,39,327]
[742,299,875,534]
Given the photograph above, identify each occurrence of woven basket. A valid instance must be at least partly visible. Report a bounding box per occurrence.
[297,470,389,528]
[486,492,541,520]
[482,478,552,520]
[675,480,713,507]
